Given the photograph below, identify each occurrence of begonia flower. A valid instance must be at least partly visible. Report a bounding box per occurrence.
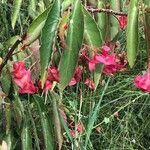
[47,66,59,82]
[39,66,59,92]
[134,71,150,93]
[85,78,95,90]
[12,61,37,94]
[69,67,82,86]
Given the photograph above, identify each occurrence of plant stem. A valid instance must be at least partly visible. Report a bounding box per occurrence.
[0,34,26,74]
[87,7,127,16]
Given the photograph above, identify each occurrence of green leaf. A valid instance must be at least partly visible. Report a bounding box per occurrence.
[83,6,103,89]
[59,0,84,90]
[83,6,103,48]
[40,0,61,86]
[4,132,15,150]
[13,95,24,128]
[11,0,22,29]
[127,0,139,68]
[33,95,54,150]
[110,0,120,40]
[51,92,63,150]
[21,115,32,150]
[97,0,108,41]
[23,6,51,46]
[144,0,150,59]
[0,66,11,94]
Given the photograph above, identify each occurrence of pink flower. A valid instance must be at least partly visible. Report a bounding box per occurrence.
[77,123,83,133]
[47,66,59,82]
[39,66,59,92]
[88,45,111,72]
[85,78,95,90]
[12,61,37,94]
[69,67,82,86]
[96,53,116,65]
[88,54,100,71]
[95,48,126,75]
[119,16,127,29]
[134,71,150,93]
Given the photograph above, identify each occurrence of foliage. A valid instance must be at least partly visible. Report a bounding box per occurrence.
[0,0,150,149]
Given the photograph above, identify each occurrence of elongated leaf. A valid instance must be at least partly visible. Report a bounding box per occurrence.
[21,115,32,150]
[127,0,139,68]
[83,6,103,89]
[51,92,63,150]
[110,0,120,40]
[59,0,84,90]
[97,0,108,41]
[83,7,102,48]
[23,0,71,47]
[11,0,22,29]
[144,0,150,59]
[40,0,61,86]
[13,95,24,128]
[33,95,54,150]
[5,132,14,150]
[1,66,11,94]
[23,6,51,46]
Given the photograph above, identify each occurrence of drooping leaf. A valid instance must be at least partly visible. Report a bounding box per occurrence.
[1,66,11,94]
[51,92,63,150]
[4,132,14,150]
[97,0,108,41]
[13,95,24,128]
[23,6,51,46]
[59,0,84,90]
[144,0,150,59]
[127,0,139,68]
[110,0,120,40]
[21,115,32,150]
[40,0,61,87]
[83,6,103,48]
[83,6,103,89]
[33,95,54,150]
[11,0,22,29]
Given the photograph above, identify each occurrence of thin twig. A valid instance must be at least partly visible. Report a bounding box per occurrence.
[87,8,127,16]
[0,34,26,73]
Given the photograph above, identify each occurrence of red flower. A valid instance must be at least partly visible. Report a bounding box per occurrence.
[134,71,150,93]
[88,54,99,72]
[85,78,95,90]
[88,45,111,72]
[47,66,59,82]
[69,67,82,86]
[39,66,59,92]
[119,16,127,29]
[12,61,37,94]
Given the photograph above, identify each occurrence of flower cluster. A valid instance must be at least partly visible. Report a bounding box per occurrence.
[87,45,126,76]
[12,62,59,94]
